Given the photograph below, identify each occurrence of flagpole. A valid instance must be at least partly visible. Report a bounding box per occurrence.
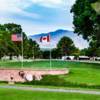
[50,48,52,69]
[21,32,23,68]
[49,34,52,69]
[40,33,52,69]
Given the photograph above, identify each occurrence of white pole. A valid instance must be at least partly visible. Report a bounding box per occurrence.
[49,33,52,69]
[21,32,23,68]
[33,46,34,60]
[49,39,52,69]
[50,48,52,69]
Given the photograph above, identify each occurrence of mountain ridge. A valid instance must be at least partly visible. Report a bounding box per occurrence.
[28,29,88,49]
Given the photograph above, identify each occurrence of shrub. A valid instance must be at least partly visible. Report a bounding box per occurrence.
[23,75,67,86]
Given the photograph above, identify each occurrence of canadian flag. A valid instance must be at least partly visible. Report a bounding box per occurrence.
[40,34,50,43]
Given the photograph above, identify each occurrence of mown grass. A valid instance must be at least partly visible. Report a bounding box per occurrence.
[0,88,100,100]
[0,60,100,69]
[0,60,100,89]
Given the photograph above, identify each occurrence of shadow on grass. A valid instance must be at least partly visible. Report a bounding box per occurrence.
[20,75,100,89]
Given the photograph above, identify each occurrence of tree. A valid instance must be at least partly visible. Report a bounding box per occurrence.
[87,41,100,56]
[0,28,17,59]
[71,0,100,45]
[4,23,22,33]
[51,48,59,59]
[71,0,100,56]
[89,0,100,14]
[57,36,77,57]
[28,40,41,59]
[42,51,50,59]
[89,0,98,3]
[0,23,41,59]
[80,48,88,55]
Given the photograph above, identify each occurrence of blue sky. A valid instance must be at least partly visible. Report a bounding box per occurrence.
[0,0,89,49]
[0,0,75,34]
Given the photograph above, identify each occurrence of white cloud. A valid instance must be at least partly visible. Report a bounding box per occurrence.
[0,0,75,35]
[72,35,89,49]
[30,0,76,8]
[0,0,76,10]
[66,0,76,6]
[0,0,40,19]
[0,0,27,12]
[0,15,88,49]
[0,0,87,49]
[31,0,64,8]
[0,0,76,19]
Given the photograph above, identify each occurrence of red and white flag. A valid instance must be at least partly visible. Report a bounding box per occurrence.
[40,34,50,43]
[11,34,22,42]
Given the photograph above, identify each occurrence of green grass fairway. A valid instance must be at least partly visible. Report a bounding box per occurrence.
[0,60,100,69]
[0,88,100,100]
[0,60,100,88]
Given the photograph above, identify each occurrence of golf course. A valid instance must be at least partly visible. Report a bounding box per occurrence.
[0,60,100,89]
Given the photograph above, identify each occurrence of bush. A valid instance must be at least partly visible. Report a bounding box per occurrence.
[23,75,67,86]
[21,75,100,89]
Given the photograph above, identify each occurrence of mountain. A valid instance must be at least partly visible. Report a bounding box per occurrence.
[28,29,88,50]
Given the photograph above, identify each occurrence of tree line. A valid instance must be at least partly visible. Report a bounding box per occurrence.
[0,23,81,60]
[43,37,80,59]
[0,23,41,59]
[0,22,99,60]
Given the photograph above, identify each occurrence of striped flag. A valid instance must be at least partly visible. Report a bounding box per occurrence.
[11,34,22,42]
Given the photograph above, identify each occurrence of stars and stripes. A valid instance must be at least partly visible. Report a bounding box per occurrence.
[11,34,22,42]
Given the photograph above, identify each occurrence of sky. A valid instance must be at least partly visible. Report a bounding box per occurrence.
[0,0,89,49]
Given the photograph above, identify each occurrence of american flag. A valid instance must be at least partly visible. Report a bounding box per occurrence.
[11,34,22,42]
